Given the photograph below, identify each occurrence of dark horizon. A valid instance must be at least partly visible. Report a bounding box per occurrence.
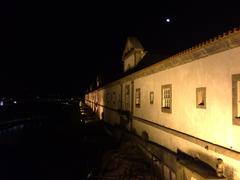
[1,1,240,97]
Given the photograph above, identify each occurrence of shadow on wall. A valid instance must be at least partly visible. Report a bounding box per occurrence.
[180,149,232,179]
[196,150,233,180]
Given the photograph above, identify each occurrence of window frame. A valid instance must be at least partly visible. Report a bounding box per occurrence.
[196,87,206,109]
[161,84,172,113]
[232,74,240,125]
[135,88,141,108]
[150,91,154,104]
[125,85,130,110]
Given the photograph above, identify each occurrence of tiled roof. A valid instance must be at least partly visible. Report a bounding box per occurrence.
[128,51,171,73]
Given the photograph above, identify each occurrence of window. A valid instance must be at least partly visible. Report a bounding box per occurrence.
[125,85,130,110]
[118,94,121,109]
[128,64,130,70]
[106,93,110,104]
[196,87,206,109]
[161,84,172,113]
[135,88,141,108]
[232,74,240,125]
[112,92,116,104]
[150,91,154,104]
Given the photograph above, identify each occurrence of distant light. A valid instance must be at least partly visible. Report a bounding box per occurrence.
[166,18,171,23]
[0,101,3,106]
[13,101,17,104]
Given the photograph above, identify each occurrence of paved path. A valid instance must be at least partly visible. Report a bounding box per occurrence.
[96,135,159,180]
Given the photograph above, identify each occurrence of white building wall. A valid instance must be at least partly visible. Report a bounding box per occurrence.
[132,119,240,180]
[97,89,104,119]
[124,55,135,72]
[132,47,240,180]
[85,34,240,180]
[100,84,122,124]
[134,46,240,152]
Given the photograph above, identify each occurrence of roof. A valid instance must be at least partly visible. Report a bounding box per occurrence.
[128,51,172,73]
[99,51,171,84]
[90,27,240,91]
[119,27,240,80]
[128,37,143,49]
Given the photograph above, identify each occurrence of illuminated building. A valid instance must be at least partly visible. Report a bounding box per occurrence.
[85,28,240,180]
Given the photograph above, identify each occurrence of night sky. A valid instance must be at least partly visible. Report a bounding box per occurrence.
[1,1,240,97]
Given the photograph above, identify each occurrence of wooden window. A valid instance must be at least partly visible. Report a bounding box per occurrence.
[161,84,172,113]
[196,87,206,109]
[233,74,240,125]
[135,88,141,108]
[150,91,154,104]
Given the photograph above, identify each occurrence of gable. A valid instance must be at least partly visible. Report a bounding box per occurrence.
[122,37,144,61]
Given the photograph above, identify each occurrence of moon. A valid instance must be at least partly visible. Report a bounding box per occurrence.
[166,18,171,23]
